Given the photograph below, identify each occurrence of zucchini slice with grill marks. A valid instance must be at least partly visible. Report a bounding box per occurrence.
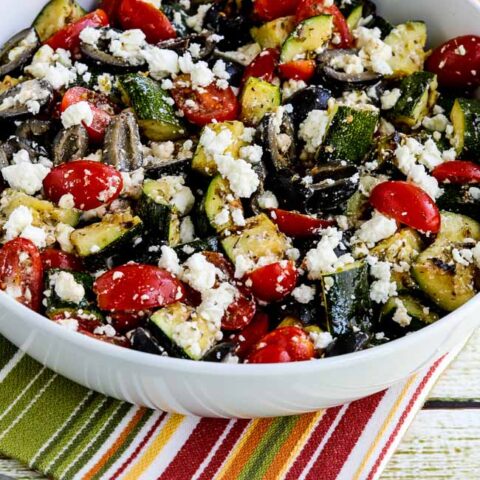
[451,98,480,158]
[149,302,218,360]
[280,15,334,63]
[379,295,439,339]
[412,212,480,312]
[221,213,290,266]
[192,121,247,176]
[250,16,296,49]
[70,212,143,265]
[118,74,187,141]
[240,77,281,126]
[389,72,438,127]
[33,0,86,41]
[384,21,427,78]
[320,261,372,337]
[319,105,379,164]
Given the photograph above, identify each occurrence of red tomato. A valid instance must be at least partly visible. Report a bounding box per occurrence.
[94,264,185,311]
[100,0,122,25]
[230,312,270,358]
[45,9,109,53]
[278,60,316,81]
[41,248,83,272]
[118,0,176,43]
[222,293,257,331]
[432,160,480,184]
[43,160,123,211]
[247,326,315,363]
[51,315,103,333]
[270,209,333,238]
[245,261,298,302]
[370,181,441,234]
[242,48,279,84]
[0,239,43,311]
[295,0,353,48]
[109,310,149,333]
[426,35,480,88]
[253,0,300,21]
[171,75,239,126]
[61,87,114,142]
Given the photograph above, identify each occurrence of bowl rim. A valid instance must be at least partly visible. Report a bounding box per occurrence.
[1,287,478,376]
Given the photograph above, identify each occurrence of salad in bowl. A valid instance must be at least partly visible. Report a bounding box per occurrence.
[0,0,480,366]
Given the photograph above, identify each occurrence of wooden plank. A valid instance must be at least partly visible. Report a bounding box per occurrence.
[381,409,480,479]
[429,329,480,401]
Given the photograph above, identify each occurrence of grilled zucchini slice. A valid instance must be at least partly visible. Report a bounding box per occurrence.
[451,98,480,157]
[251,16,296,49]
[240,77,281,126]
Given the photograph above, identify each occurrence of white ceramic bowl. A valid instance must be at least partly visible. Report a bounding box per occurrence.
[1,0,480,419]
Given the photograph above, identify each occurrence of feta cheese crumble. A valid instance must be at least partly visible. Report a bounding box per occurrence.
[51,271,85,304]
[61,101,94,129]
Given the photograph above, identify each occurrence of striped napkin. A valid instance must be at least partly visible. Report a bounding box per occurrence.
[0,335,462,480]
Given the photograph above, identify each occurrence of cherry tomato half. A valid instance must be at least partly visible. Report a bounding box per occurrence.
[223,293,257,331]
[94,264,185,311]
[426,35,480,88]
[118,0,176,43]
[45,9,109,54]
[242,48,279,85]
[270,209,334,237]
[245,260,298,302]
[230,312,270,359]
[61,87,114,142]
[295,0,353,48]
[0,238,43,311]
[370,181,441,234]
[100,0,122,26]
[278,59,316,81]
[43,160,123,211]
[432,160,480,184]
[41,248,83,272]
[247,326,315,363]
[109,310,149,333]
[171,74,239,126]
[253,0,300,21]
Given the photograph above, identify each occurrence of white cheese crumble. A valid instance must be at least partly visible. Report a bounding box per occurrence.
[368,257,397,304]
[61,101,94,129]
[182,253,217,292]
[214,154,260,198]
[180,216,196,243]
[299,110,331,154]
[256,190,278,209]
[197,282,236,326]
[3,206,33,241]
[291,284,316,304]
[2,151,50,195]
[58,193,75,209]
[158,245,182,275]
[380,88,401,110]
[355,211,397,246]
[353,26,393,75]
[392,299,412,327]
[55,223,75,253]
[0,79,51,115]
[143,46,180,80]
[282,79,306,99]
[309,330,333,350]
[20,225,47,248]
[8,30,38,62]
[79,26,102,45]
[107,29,147,65]
[186,4,212,32]
[51,271,85,304]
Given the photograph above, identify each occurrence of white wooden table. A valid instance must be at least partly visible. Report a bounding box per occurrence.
[1,330,479,479]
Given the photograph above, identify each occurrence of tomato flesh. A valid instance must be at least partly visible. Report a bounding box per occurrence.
[278,60,315,81]
[426,35,480,88]
[242,48,279,84]
[94,264,185,311]
[172,75,239,126]
[370,181,441,234]
[295,1,353,48]
[100,0,122,25]
[41,248,83,272]
[247,326,315,363]
[0,238,43,311]
[45,9,109,53]
[245,260,298,302]
[109,310,149,333]
[270,209,333,237]
[230,312,270,359]
[118,0,176,43]
[61,87,115,142]
[253,0,300,21]
[43,160,123,211]
[432,160,480,184]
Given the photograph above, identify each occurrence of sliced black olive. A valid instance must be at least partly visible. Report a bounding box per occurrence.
[103,110,143,172]
[202,342,236,362]
[0,28,39,77]
[267,173,314,210]
[306,163,359,214]
[0,79,53,118]
[208,57,244,87]
[257,109,296,174]
[268,298,322,328]
[325,331,370,357]
[80,28,146,69]
[286,85,332,128]
[0,135,49,163]
[145,157,191,178]
[128,328,167,356]
[156,33,215,59]
[15,119,52,140]
[52,125,89,165]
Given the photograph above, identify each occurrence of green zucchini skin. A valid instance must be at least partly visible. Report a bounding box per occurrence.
[451,98,480,159]
[118,74,187,141]
[436,185,480,221]
[240,77,281,126]
[389,72,438,126]
[319,106,379,164]
[321,261,373,337]
[33,0,86,41]
[174,237,220,262]
[379,295,439,340]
